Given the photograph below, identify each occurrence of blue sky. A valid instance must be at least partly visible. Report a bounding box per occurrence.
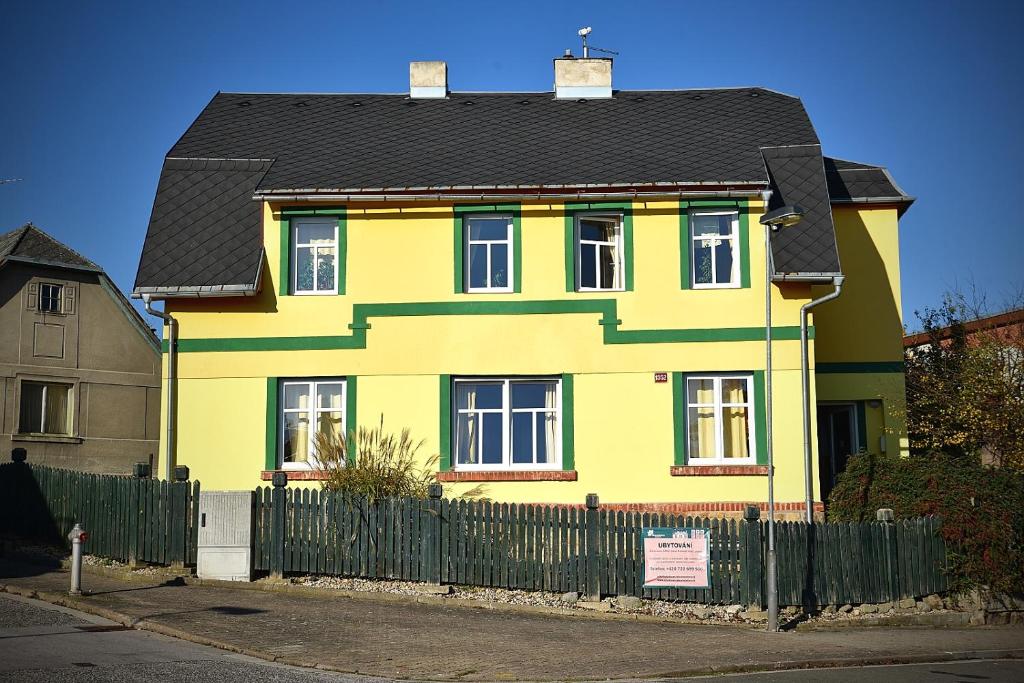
[2,1,1021,331]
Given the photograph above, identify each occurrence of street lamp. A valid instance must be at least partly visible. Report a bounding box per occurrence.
[759,203,804,633]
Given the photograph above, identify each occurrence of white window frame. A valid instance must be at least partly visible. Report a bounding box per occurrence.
[292,217,339,295]
[464,214,514,293]
[39,282,63,313]
[690,210,740,289]
[575,213,624,292]
[278,378,346,470]
[685,374,756,465]
[18,380,73,436]
[452,377,562,471]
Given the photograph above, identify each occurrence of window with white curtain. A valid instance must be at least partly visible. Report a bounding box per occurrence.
[453,378,560,470]
[292,218,338,294]
[685,375,755,464]
[465,215,513,292]
[280,378,346,469]
[18,381,72,435]
[691,210,740,288]
[575,214,623,291]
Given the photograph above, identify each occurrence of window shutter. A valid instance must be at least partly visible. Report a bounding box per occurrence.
[26,283,37,310]
[64,286,76,315]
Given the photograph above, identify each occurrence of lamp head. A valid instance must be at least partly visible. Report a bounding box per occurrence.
[759,204,805,229]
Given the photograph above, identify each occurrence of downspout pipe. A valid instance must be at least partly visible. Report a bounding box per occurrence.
[143,295,176,481]
[800,275,845,523]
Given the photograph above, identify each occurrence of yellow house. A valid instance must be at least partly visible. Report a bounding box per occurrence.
[133,59,912,519]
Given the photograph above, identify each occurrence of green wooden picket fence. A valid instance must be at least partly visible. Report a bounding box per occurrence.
[0,461,200,566]
[252,485,948,607]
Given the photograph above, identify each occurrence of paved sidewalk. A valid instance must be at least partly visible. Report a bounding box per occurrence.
[1,560,1022,681]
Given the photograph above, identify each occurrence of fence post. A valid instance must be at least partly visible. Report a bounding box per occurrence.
[742,505,764,609]
[270,471,288,579]
[128,462,149,568]
[584,493,601,602]
[427,483,443,585]
[170,466,189,568]
[8,449,29,540]
[877,508,898,602]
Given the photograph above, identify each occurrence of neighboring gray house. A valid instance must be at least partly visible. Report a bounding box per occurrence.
[0,224,161,473]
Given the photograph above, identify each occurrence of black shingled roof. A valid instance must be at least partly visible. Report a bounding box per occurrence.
[824,157,914,211]
[135,87,907,294]
[0,224,101,272]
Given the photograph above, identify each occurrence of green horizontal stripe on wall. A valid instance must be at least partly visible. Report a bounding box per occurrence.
[162,298,812,353]
[816,361,905,374]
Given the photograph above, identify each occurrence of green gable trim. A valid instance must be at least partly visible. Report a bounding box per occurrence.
[277,207,347,296]
[265,377,278,470]
[752,370,768,465]
[439,375,451,471]
[679,199,751,290]
[454,204,522,294]
[346,375,358,466]
[561,373,575,471]
[671,372,686,465]
[816,361,905,374]
[564,201,634,292]
[672,370,767,466]
[163,299,812,353]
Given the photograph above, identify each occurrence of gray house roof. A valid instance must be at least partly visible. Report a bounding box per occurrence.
[823,157,915,212]
[135,87,908,295]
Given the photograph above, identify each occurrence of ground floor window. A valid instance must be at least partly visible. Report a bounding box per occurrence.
[685,374,755,464]
[453,377,561,469]
[18,381,73,435]
[280,378,346,469]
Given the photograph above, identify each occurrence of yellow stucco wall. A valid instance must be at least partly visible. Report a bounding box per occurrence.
[155,198,903,511]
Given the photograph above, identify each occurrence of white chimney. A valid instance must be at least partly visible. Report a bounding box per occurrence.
[409,61,447,99]
[553,56,612,99]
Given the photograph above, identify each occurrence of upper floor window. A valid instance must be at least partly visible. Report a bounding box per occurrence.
[39,283,63,313]
[280,378,346,469]
[292,218,338,294]
[19,381,72,436]
[575,213,624,291]
[453,377,561,470]
[465,215,513,292]
[685,375,755,464]
[691,211,740,288]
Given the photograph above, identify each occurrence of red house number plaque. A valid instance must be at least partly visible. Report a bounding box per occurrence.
[654,372,668,383]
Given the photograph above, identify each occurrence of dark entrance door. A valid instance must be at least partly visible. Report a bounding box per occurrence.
[817,403,858,503]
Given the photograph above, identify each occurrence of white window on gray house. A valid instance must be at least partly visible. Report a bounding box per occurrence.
[465,215,513,292]
[575,213,624,291]
[691,211,739,288]
[292,218,338,294]
[453,378,560,469]
[39,283,63,313]
[18,381,72,436]
[686,375,755,464]
[280,379,345,469]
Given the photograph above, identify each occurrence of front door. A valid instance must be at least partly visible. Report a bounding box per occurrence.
[817,403,858,503]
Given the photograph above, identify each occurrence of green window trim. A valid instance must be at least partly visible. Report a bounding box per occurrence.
[561,373,575,471]
[453,204,522,294]
[264,377,279,470]
[345,375,358,466]
[439,374,452,471]
[855,400,868,452]
[564,202,634,292]
[672,370,768,466]
[164,299,813,353]
[679,199,751,290]
[277,206,347,296]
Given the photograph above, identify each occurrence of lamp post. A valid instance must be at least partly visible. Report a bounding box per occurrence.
[759,204,804,633]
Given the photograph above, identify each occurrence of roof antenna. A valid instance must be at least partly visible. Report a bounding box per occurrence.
[577,27,619,58]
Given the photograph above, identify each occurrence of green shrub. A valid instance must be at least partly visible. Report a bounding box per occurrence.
[827,451,1024,593]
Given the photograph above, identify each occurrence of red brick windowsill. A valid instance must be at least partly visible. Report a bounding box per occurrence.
[437,470,578,483]
[261,470,330,481]
[670,465,769,476]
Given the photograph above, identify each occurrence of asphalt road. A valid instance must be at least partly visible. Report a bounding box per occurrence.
[2,591,1021,682]
[0,592,382,682]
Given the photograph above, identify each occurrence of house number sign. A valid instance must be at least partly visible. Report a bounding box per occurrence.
[654,372,668,383]
[641,527,711,588]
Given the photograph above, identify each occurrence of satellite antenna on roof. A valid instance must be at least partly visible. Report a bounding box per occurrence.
[577,26,618,58]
